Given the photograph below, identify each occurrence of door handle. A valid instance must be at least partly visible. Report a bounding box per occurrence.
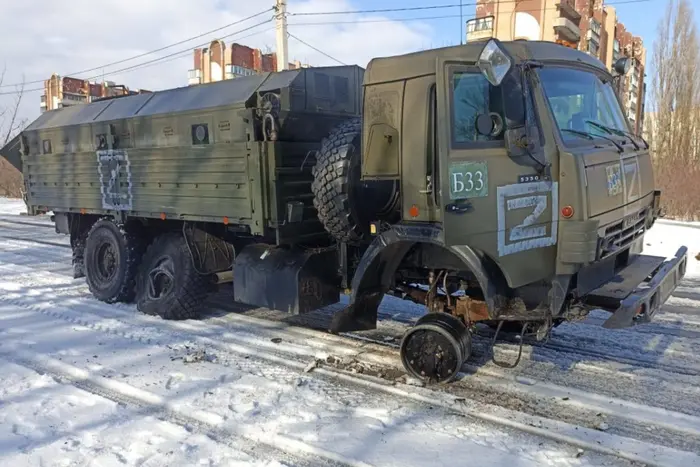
[445,202,472,214]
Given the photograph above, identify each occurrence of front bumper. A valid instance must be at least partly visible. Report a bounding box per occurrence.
[584,246,688,329]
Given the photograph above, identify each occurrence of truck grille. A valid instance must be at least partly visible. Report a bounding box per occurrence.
[598,207,648,259]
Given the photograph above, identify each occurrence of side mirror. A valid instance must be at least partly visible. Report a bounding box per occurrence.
[475,113,505,137]
[613,57,630,76]
[477,39,514,87]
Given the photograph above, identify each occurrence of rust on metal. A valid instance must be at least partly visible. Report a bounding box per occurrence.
[451,296,490,322]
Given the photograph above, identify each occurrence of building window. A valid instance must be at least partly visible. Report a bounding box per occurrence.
[590,19,601,36]
[587,40,599,56]
[226,65,255,77]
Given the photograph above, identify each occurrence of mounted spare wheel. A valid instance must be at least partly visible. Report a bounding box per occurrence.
[135,232,209,320]
[83,218,146,303]
[311,117,399,244]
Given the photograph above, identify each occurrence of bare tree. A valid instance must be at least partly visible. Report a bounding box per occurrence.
[0,64,27,198]
[648,0,700,220]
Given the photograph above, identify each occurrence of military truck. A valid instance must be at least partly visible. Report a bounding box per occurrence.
[1,39,688,383]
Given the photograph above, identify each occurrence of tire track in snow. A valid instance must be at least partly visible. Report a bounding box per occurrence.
[5,219,700,365]
[5,228,700,379]
[4,225,700,462]
[0,349,366,467]
[1,280,700,466]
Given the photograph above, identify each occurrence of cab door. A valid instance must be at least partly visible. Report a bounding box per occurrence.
[435,57,559,266]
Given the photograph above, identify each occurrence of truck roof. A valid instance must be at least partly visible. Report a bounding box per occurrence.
[24,65,363,132]
[364,40,609,86]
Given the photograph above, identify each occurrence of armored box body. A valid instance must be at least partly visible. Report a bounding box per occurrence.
[17,65,364,245]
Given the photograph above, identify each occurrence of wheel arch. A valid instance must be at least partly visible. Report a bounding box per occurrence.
[329,224,512,333]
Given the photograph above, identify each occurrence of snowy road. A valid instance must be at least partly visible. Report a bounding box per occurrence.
[1,197,700,466]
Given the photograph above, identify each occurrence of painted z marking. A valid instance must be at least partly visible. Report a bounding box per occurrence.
[497,181,558,257]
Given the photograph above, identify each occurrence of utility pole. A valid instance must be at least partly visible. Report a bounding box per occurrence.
[275,0,289,72]
[460,0,464,44]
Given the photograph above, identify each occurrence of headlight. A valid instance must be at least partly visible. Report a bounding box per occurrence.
[477,39,514,86]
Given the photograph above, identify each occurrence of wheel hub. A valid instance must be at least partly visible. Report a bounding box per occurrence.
[96,242,118,282]
[399,313,471,384]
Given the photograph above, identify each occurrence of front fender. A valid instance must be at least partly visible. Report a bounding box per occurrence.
[329,223,510,333]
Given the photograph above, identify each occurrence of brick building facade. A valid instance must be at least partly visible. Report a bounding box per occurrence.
[41,74,149,113]
[188,40,307,85]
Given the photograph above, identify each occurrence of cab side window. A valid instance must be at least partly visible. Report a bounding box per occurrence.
[451,71,505,146]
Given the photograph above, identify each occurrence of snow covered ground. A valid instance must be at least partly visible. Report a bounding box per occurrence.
[1,196,700,467]
[0,197,27,215]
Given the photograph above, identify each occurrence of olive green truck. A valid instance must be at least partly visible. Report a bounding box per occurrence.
[1,39,688,383]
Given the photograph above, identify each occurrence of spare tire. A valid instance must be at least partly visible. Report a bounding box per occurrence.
[311,118,398,244]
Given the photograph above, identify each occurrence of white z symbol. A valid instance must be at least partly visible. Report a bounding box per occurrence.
[508,195,547,241]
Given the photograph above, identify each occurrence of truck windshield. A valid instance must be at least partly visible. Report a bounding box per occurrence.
[536,66,629,143]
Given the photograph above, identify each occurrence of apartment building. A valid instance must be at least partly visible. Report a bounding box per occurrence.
[188,39,308,85]
[41,74,149,113]
[466,0,646,134]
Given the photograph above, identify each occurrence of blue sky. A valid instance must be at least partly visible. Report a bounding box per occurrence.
[341,0,699,64]
[1,0,697,127]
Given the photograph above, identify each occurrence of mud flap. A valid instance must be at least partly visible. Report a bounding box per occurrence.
[233,244,340,314]
[328,290,383,334]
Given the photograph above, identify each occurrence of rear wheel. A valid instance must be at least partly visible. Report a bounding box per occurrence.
[83,219,145,303]
[135,232,209,320]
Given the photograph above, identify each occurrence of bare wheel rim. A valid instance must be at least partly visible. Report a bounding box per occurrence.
[147,257,175,300]
[95,241,118,284]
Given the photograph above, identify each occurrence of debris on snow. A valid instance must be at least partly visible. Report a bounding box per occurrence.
[303,359,321,373]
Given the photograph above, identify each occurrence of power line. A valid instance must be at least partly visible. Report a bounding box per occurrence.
[289,0,652,27]
[288,3,465,16]
[0,8,274,89]
[88,27,276,78]
[288,32,346,65]
[0,19,274,96]
[289,14,463,26]
[288,0,652,17]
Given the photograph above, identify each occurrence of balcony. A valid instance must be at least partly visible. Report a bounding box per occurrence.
[226,64,256,77]
[466,16,494,42]
[587,29,600,44]
[557,0,582,22]
[187,68,201,86]
[553,17,581,42]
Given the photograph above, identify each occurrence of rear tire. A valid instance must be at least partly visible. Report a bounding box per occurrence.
[135,232,209,320]
[83,219,145,303]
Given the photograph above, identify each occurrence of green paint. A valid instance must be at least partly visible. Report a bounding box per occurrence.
[449,161,488,199]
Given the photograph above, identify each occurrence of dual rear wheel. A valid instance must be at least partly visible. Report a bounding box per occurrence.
[83,220,208,320]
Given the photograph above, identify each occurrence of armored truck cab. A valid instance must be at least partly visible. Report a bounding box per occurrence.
[1,39,688,384]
